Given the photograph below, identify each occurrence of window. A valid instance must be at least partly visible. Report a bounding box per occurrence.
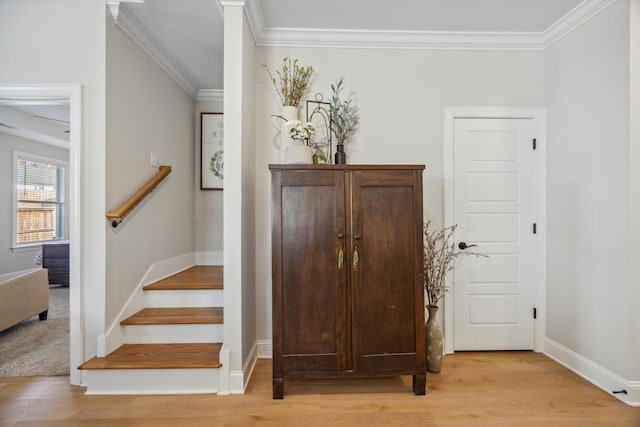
[14,152,66,246]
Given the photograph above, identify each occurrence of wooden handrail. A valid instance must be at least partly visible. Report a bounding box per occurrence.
[106,165,172,228]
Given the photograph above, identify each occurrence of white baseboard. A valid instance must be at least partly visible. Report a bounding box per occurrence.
[217,343,258,395]
[544,338,639,407]
[239,342,259,393]
[101,253,196,356]
[217,347,230,395]
[257,339,273,358]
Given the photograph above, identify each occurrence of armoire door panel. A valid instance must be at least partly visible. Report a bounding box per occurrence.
[277,170,348,365]
[351,171,421,360]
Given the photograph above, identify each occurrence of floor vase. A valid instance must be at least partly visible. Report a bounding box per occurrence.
[426,305,443,373]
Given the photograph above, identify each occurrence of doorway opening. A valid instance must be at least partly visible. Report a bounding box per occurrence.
[0,86,82,385]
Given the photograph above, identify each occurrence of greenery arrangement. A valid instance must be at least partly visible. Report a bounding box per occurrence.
[423,221,484,307]
[329,77,359,145]
[264,57,314,107]
[284,120,315,140]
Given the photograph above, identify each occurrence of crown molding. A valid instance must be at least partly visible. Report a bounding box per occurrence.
[196,90,224,102]
[111,4,198,98]
[241,0,263,44]
[544,0,618,48]
[106,0,144,23]
[255,28,545,50]
[244,0,616,50]
[219,0,246,7]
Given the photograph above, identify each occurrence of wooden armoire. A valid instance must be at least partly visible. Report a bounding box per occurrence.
[270,164,426,399]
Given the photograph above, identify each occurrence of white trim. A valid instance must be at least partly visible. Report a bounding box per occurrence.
[83,367,220,395]
[256,339,272,358]
[256,28,545,50]
[544,0,618,48]
[12,150,69,248]
[443,107,546,355]
[241,341,258,393]
[218,342,257,395]
[217,347,230,395]
[101,252,196,356]
[242,0,266,44]
[229,370,245,394]
[196,90,224,102]
[545,338,640,407]
[0,85,83,387]
[106,0,145,23]
[242,0,615,51]
[113,5,198,99]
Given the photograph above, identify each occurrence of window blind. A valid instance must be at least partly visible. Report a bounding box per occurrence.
[16,157,65,244]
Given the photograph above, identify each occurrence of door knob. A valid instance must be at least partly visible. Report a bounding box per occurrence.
[458,241,478,250]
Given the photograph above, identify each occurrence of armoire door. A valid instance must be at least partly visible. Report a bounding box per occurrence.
[350,170,425,373]
[272,169,349,373]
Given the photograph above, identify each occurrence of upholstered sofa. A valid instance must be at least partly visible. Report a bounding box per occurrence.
[0,268,49,332]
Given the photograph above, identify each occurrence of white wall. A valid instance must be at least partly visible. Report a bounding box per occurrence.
[223,4,258,392]
[195,101,224,265]
[105,16,195,325]
[0,0,107,371]
[628,0,640,383]
[241,11,257,369]
[253,47,545,345]
[0,129,69,275]
[545,0,635,384]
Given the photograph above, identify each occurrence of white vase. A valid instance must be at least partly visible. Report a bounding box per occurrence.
[285,139,313,164]
[278,105,298,163]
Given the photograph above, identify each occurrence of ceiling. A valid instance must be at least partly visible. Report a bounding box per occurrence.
[0,103,70,149]
[112,0,609,98]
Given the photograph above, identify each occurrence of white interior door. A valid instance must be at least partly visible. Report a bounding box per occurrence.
[453,117,536,351]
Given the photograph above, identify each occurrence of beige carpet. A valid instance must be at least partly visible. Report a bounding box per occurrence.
[0,286,69,377]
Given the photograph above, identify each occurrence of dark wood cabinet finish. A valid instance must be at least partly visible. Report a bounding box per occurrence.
[42,243,69,286]
[270,165,426,399]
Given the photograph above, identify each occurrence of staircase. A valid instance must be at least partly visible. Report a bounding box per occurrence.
[79,266,224,395]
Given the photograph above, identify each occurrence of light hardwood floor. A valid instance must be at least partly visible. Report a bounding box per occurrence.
[1,352,638,426]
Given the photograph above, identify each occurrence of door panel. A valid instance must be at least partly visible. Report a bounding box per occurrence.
[275,170,348,372]
[453,118,536,351]
[351,170,423,371]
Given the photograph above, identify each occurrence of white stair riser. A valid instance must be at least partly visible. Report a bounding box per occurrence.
[124,324,223,344]
[83,368,220,395]
[144,289,223,307]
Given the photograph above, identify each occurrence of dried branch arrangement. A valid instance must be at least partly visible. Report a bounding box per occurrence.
[264,57,313,108]
[423,221,485,307]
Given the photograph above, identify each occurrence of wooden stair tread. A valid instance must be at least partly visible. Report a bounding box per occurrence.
[144,265,223,290]
[79,343,222,370]
[121,307,223,325]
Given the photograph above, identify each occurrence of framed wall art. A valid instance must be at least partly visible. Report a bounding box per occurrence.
[201,112,224,190]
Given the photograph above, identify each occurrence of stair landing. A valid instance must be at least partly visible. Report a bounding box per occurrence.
[144,265,223,290]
